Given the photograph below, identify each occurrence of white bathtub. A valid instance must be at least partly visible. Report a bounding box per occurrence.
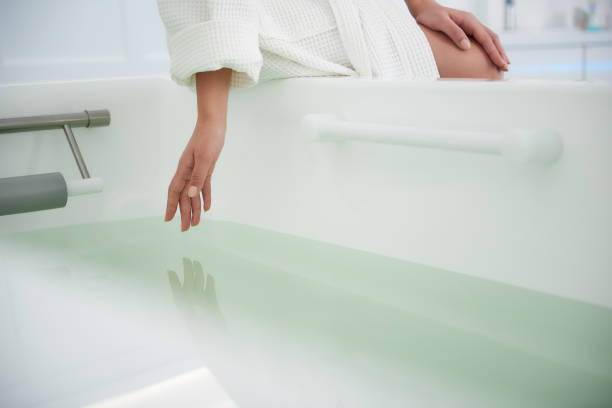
[0,77,611,407]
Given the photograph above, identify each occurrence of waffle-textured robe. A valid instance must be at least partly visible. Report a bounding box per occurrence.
[157,0,439,88]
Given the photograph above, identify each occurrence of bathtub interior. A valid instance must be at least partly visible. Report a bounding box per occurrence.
[1,77,611,407]
[1,216,612,407]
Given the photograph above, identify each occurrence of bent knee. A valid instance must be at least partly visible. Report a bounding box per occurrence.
[474,57,503,80]
[470,45,503,80]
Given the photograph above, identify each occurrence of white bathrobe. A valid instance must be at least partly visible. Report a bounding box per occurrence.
[157,0,439,88]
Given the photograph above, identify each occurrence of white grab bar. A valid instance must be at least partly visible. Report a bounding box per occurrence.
[303,114,563,165]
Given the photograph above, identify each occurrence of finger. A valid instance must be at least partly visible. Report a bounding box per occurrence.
[441,16,471,50]
[203,175,212,212]
[474,27,508,70]
[187,153,211,199]
[450,12,508,70]
[179,189,191,231]
[165,163,191,222]
[191,193,202,227]
[485,26,510,64]
[165,176,184,222]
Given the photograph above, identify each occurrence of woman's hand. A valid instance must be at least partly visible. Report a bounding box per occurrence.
[406,0,509,71]
[165,120,225,231]
[165,69,232,231]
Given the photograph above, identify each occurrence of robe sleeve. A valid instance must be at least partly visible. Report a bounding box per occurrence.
[157,0,263,88]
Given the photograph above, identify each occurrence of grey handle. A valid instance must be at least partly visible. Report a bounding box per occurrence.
[0,109,110,134]
[0,173,68,216]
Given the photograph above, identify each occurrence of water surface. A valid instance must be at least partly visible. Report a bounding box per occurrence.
[1,217,611,407]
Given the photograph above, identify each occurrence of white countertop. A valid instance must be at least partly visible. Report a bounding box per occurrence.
[501,30,612,47]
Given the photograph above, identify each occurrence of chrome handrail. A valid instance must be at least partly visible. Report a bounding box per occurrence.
[0,109,110,179]
[63,123,91,178]
[0,109,110,134]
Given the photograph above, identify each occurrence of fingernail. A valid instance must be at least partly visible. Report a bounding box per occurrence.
[460,38,470,50]
[187,186,197,197]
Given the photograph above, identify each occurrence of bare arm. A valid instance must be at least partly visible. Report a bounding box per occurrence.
[165,68,232,231]
[404,0,509,71]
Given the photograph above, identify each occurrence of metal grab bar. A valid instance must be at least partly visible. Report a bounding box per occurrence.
[63,123,90,178]
[0,109,110,216]
[303,114,563,165]
[0,109,110,134]
[0,109,110,179]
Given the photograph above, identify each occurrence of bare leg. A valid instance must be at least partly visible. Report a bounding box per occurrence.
[419,24,503,80]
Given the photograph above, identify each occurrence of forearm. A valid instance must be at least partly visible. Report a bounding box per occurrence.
[404,0,437,16]
[195,69,232,128]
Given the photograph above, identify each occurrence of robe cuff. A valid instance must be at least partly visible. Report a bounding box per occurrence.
[168,20,263,88]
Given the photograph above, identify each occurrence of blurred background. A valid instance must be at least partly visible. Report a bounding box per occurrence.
[0,0,611,84]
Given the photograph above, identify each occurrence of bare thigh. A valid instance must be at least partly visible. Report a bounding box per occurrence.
[418,24,502,80]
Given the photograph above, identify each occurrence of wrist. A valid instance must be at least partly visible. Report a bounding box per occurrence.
[194,69,231,135]
[196,112,226,127]
[194,117,226,139]
[405,0,437,16]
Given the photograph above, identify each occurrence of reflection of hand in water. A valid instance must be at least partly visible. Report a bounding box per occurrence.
[168,262,239,406]
[168,257,225,331]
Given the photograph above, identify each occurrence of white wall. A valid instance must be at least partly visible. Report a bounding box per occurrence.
[0,0,170,83]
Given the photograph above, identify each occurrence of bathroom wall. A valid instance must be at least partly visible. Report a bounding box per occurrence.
[0,0,169,84]
[443,0,612,32]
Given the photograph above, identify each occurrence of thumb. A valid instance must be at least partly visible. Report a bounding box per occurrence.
[187,154,211,198]
[443,17,471,50]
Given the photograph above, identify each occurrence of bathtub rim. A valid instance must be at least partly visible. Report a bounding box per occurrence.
[1,74,611,94]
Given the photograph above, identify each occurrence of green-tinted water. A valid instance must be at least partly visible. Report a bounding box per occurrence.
[2,216,611,407]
